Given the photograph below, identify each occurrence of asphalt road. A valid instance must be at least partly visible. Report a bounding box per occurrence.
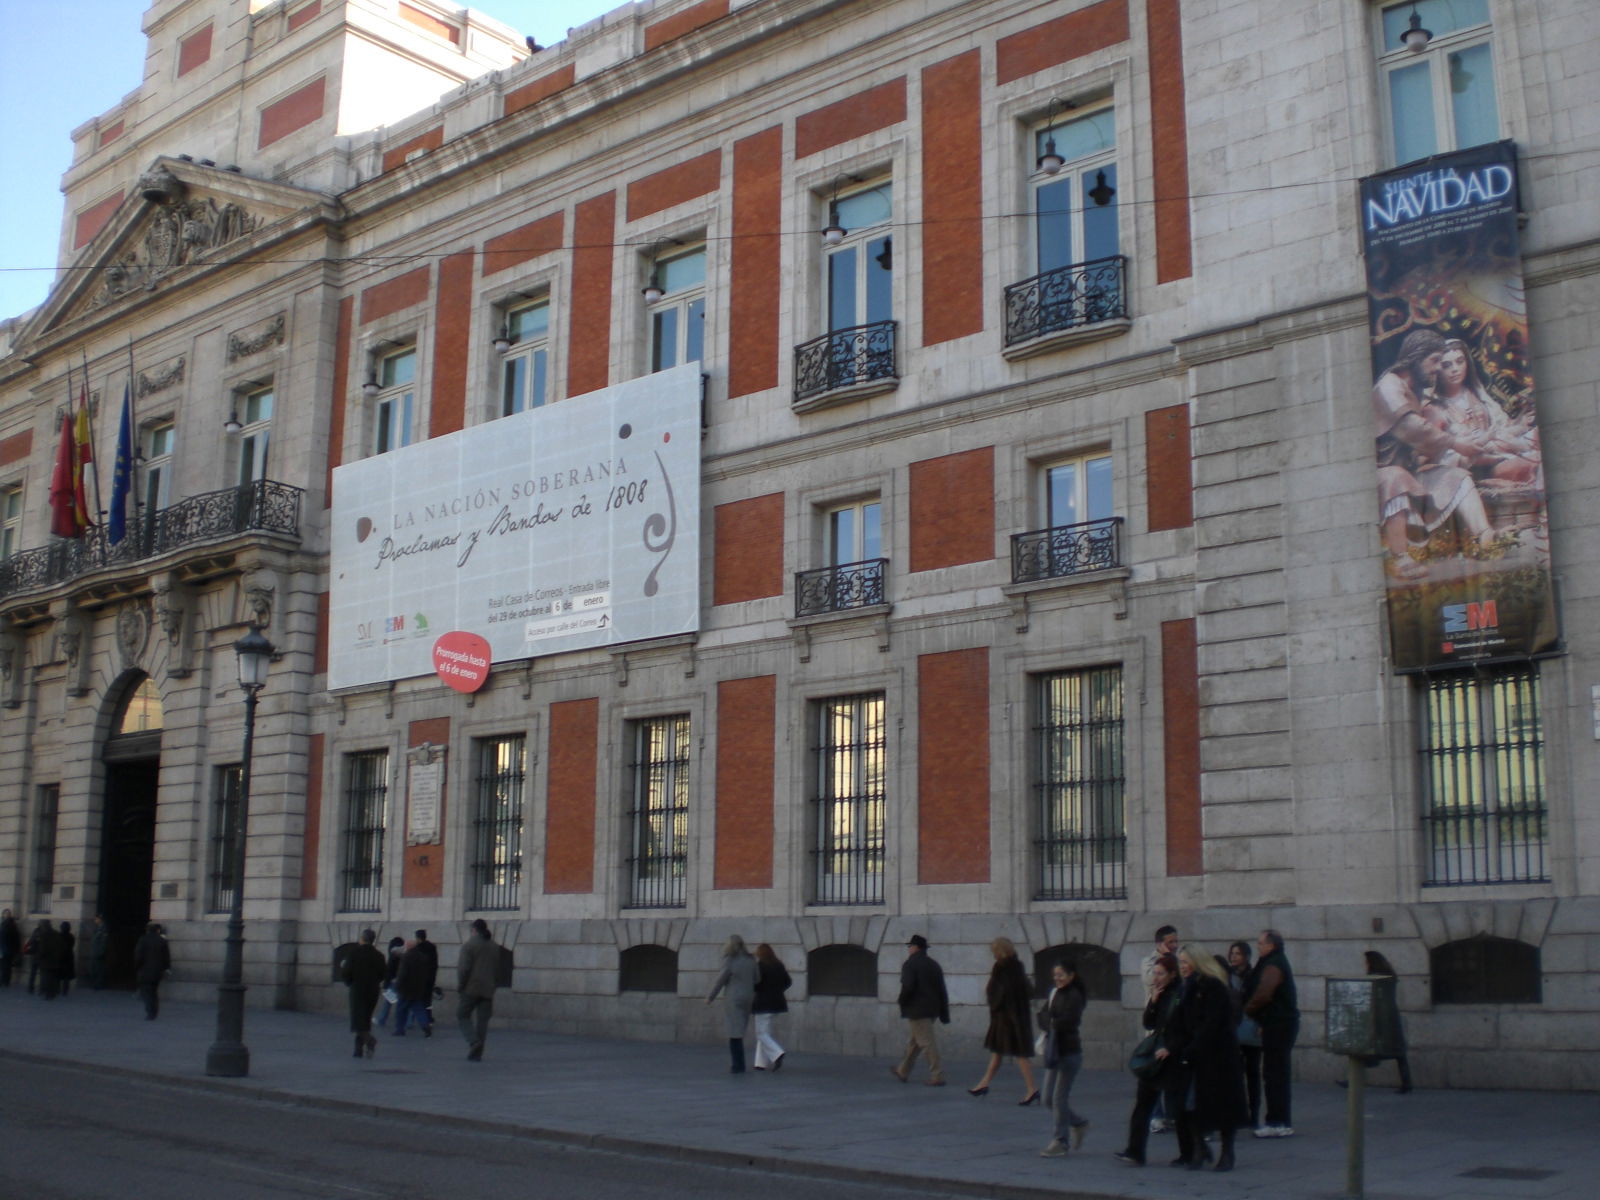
[1,1058,968,1200]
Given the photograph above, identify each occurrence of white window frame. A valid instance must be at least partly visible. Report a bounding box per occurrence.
[647,244,707,373]
[142,420,175,511]
[825,497,882,567]
[1,481,22,559]
[373,345,416,454]
[234,383,273,487]
[499,298,550,416]
[824,179,894,333]
[1040,451,1115,531]
[1376,0,1500,166]
[1030,103,1119,275]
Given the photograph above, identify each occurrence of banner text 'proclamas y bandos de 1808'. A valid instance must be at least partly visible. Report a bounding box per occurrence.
[328,364,701,690]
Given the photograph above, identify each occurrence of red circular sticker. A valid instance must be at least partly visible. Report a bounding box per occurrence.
[432,631,491,693]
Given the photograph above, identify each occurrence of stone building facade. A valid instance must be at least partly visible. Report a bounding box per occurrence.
[1,0,1595,1090]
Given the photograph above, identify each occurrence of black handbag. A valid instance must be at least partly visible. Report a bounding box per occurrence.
[1128,1031,1165,1080]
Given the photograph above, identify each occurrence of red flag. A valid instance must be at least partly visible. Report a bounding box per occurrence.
[49,410,82,537]
[73,390,94,530]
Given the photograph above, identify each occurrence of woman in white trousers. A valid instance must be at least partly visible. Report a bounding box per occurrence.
[751,943,792,1070]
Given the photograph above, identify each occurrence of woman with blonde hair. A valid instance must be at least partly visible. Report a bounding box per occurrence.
[706,934,759,1074]
[968,936,1039,1104]
[1162,944,1249,1171]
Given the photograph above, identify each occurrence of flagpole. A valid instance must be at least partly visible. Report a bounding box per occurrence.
[126,339,142,540]
[83,350,105,527]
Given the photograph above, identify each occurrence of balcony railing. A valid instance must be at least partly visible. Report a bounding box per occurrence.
[794,558,887,617]
[793,320,897,405]
[0,479,304,600]
[1011,516,1122,583]
[1003,255,1127,347]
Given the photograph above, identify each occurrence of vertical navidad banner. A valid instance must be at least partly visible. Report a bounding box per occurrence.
[1361,140,1556,670]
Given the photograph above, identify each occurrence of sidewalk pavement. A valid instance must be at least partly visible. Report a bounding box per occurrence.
[1,987,1593,1200]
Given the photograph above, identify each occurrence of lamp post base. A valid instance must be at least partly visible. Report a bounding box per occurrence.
[205,1042,250,1077]
[206,978,250,1077]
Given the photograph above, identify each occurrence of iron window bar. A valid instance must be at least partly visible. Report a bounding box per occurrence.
[793,320,897,404]
[1003,254,1127,347]
[810,693,886,906]
[339,751,388,913]
[1011,516,1123,583]
[623,715,691,909]
[794,558,887,617]
[469,736,525,911]
[208,765,244,913]
[1034,667,1127,901]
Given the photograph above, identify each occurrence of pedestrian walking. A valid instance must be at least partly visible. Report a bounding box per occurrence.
[705,934,758,1074]
[751,943,791,1071]
[1356,950,1413,1093]
[1038,960,1090,1158]
[88,915,110,990]
[1245,928,1300,1138]
[1141,924,1180,1134]
[34,920,62,1000]
[412,929,440,1024]
[457,919,501,1062]
[1227,940,1263,1129]
[375,936,404,1030]
[891,934,950,1086]
[133,922,171,1019]
[340,928,386,1058]
[0,908,21,987]
[1166,946,1249,1172]
[394,938,435,1037]
[56,921,77,997]
[968,936,1040,1104]
[25,919,48,993]
[1113,952,1181,1167]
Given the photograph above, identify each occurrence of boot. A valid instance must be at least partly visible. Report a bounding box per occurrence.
[1215,1130,1235,1173]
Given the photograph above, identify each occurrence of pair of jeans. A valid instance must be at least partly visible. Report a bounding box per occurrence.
[1049,1051,1089,1143]
[395,996,431,1035]
[1261,1017,1299,1126]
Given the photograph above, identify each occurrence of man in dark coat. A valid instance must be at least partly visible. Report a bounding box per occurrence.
[33,920,62,999]
[413,929,440,1021]
[340,928,387,1058]
[891,934,950,1086]
[88,915,110,990]
[133,922,171,1019]
[56,921,77,997]
[1246,929,1300,1138]
[0,908,21,987]
[393,938,435,1037]
[456,919,501,1061]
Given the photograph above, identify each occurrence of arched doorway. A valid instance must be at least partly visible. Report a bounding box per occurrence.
[99,675,163,987]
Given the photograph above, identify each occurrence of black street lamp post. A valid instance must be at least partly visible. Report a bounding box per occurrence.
[205,623,274,1077]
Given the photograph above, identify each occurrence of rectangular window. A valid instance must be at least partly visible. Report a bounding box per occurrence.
[1035,667,1125,900]
[1014,453,1120,582]
[470,735,525,910]
[143,421,174,511]
[1378,0,1498,165]
[1420,665,1547,885]
[500,300,549,415]
[339,750,388,911]
[827,498,882,566]
[208,765,243,912]
[648,247,706,373]
[1033,106,1118,273]
[374,347,416,453]
[826,182,893,332]
[1043,453,1114,530]
[31,784,60,913]
[234,386,273,487]
[811,692,886,905]
[625,715,691,908]
[1,483,21,559]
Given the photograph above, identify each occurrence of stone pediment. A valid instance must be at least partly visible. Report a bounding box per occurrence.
[23,157,335,344]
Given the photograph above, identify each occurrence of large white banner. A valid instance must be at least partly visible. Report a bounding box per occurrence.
[328,364,701,690]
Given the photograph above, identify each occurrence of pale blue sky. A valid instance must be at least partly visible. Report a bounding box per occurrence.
[0,0,620,321]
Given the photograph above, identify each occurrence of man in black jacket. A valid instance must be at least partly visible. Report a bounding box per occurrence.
[891,934,950,1086]
[133,922,171,1019]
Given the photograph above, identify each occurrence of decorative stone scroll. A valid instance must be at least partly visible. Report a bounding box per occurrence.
[137,356,186,398]
[227,313,286,361]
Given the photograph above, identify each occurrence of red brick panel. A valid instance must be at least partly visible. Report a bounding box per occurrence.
[546,698,599,893]
[918,647,991,884]
[995,0,1128,84]
[795,79,906,159]
[400,2,460,44]
[403,718,450,897]
[920,51,984,347]
[728,126,781,398]
[713,493,785,605]
[98,120,125,148]
[73,192,124,250]
[381,126,444,173]
[0,430,32,467]
[644,0,729,52]
[1148,0,1193,283]
[258,76,326,149]
[503,64,576,118]
[302,732,324,899]
[1145,404,1193,531]
[178,24,213,77]
[714,676,776,889]
[324,296,353,507]
[313,590,331,675]
[360,266,431,325]
[1162,618,1202,876]
[567,193,616,397]
[482,212,564,277]
[626,150,722,222]
[430,250,474,436]
[287,1,321,34]
[909,446,995,572]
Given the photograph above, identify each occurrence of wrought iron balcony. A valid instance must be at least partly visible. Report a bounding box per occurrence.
[793,320,897,405]
[0,479,304,600]
[794,558,887,617]
[1003,255,1127,347]
[1011,516,1122,583]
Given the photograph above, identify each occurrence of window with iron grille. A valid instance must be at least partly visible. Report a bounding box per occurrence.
[1034,667,1126,900]
[208,764,243,912]
[1430,934,1541,1004]
[339,750,388,912]
[1419,665,1547,886]
[31,784,59,913]
[470,735,525,910]
[810,692,886,905]
[625,715,690,908]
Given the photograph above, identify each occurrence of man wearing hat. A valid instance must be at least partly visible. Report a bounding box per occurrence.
[891,934,950,1086]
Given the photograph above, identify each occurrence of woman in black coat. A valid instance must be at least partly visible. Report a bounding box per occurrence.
[751,943,792,1071]
[1038,960,1090,1156]
[1114,953,1181,1166]
[1361,950,1413,1093]
[1165,946,1250,1172]
[339,929,387,1058]
[968,936,1039,1104]
[56,921,77,997]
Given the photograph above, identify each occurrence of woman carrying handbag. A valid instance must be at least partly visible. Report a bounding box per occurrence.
[1113,953,1181,1166]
